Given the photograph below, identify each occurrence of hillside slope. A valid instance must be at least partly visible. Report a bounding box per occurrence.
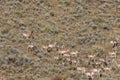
[0,0,120,80]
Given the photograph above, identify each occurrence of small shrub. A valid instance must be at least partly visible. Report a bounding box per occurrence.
[93,17,105,23]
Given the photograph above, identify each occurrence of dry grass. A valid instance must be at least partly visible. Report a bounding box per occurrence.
[0,0,120,80]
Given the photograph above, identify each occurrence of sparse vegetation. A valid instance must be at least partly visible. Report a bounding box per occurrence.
[0,0,119,80]
[93,17,105,23]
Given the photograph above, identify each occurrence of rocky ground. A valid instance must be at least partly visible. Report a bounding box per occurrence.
[0,0,120,80]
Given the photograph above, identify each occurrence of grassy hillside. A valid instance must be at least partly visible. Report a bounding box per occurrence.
[0,0,120,80]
